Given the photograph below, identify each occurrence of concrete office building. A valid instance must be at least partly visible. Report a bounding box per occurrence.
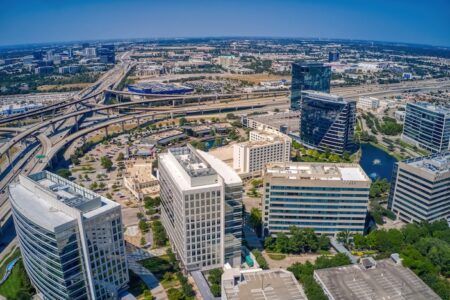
[158,145,243,272]
[290,61,331,110]
[9,171,128,300]
[233,129,291,174]
[262,162,371,236]
[314,258,440,300]
[388,152,450,223]
[402,102,450,153]
[357,96,380,111]
[299,91,357,154]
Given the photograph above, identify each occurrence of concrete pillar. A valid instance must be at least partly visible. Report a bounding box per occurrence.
[137,118,140,126]
[170,112,173,119]
[105,126,109,137]
[121,121,125,132]
[172,100,176,107]
[51,122,56,133]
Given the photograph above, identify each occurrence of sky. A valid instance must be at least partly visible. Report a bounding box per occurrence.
[0,0,449,47]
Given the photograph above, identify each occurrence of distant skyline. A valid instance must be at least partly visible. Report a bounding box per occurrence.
[1,0,449,47]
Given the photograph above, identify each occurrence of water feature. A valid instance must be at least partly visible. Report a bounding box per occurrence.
[359,143,397,181]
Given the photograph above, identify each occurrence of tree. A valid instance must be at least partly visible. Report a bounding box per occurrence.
[167,288,184,300]
[249,208,262,234]
[56,168,71,179]
[70,154,80,165]
[179,117,188,126]
[142,290,154,300]
[117,152,125,161]
[337,231,352,247]
[139,220,150,233]
[100,156,113,171]
[89,182,98,190]
[275,232,290,253]
[152,220,168,247]
[208,268,223,285]
[210,284,221,297]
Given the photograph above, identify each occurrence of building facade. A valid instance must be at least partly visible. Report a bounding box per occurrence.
[290,61,331,110]
[357,96,380,111]
[9,171,128,300]
[299,91,356,154]
[402,102,450,153]
[233,129,291,174]
[388,152,450,223]
[262,162,371,236]
[158,146,242,271]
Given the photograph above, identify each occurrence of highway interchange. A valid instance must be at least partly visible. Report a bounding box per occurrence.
[0,54,449,249]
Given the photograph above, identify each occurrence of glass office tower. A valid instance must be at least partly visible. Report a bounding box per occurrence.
[402,102,450,153]
[299,91,356,154]
[9,171,128,300]
[290,61,331,110]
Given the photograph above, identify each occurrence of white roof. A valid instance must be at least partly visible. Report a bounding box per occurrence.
[198,150,242,186]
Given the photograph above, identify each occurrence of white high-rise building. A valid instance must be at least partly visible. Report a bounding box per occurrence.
[233,129,291,174]
[158,145,243,272]
[9,171,128,300]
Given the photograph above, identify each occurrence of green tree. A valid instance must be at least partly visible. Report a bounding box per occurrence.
[56,168,71,179]
[249,208,262,234]
[100,156,113,171]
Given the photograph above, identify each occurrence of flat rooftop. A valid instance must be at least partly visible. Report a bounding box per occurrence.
[265,162,370,182]
[9,171,118,231]
[302,90,354,103]
[151,129,185,141]
[410,102,450,116]
[315,259,440,300]
[169,146,216,178]
[124,162,157,184]
[224,269,306,300]
[406,152,450,175]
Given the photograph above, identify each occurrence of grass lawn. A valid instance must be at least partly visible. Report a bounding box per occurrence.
[0,260,34,299]
[267,252,286,260]
[140,255,176,279]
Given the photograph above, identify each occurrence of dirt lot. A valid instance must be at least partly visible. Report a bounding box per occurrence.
[37,83,91,92]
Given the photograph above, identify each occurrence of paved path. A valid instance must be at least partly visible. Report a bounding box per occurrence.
[127,246,168,300]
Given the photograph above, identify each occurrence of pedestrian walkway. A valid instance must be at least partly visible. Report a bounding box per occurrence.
[127,244,167,300]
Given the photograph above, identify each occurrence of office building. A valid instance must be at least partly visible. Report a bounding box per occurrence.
[222,266,306,300]
[299,91,357,154]
[314,258,440,300]
[34,66,54,75]
[357,96,380,111]
[123,162,159,201]
[9,171,128,299]
[388,152,450,223]
[158,145,243,271]
[84,47,97,58]
[328,51,340,62]
[233,129,291,174]
[242,111,300,134]
[402,102,450,153]
[262,162,371,236]
[290,61,331,110]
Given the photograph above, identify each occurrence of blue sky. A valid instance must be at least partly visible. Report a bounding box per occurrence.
[1,0,449,47]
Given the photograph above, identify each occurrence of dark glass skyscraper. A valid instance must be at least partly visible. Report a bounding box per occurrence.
[290,61,331,110]
[299,91,356,154]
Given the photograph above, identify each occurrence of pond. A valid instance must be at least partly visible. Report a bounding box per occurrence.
[359,143,397,181]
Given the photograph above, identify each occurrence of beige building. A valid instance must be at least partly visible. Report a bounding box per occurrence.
[262,162,371,236]
[123,162,159,201]
[388,152,450,223]
[233,129,291,174]
[357,96,380,111]
[222,266,306,300]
